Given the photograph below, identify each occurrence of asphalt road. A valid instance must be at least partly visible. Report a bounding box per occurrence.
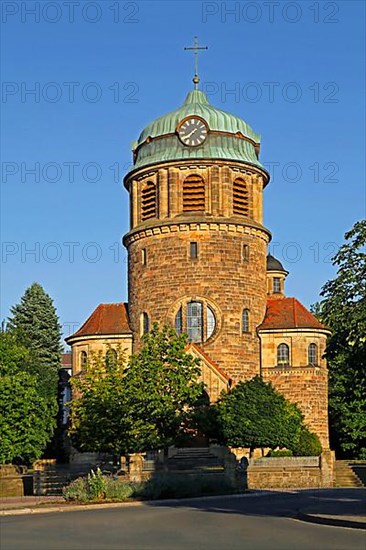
[1,490,365,550]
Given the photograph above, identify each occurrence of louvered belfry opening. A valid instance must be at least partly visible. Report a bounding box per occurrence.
[183,174,205,212]
[233,178,250,216]
[141,181,157,221]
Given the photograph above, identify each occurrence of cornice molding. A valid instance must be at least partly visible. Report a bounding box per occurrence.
[123,219,271,247]
[65,333,132,345]
[262,366,328,374]
[124,158,270,190]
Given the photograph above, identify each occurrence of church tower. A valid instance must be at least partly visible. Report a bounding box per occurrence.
[67,62,330,449]
[123,88,271,381]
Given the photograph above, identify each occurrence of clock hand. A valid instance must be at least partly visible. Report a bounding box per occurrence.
[185,127,199,139]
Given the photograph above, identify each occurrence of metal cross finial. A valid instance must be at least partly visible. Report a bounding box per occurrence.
[184,36,208,90]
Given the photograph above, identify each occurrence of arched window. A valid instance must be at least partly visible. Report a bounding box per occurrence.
[183,174,205,212]
[175,301,216,343]
[242,309,250,333]
[277,343,290,366]
[105,349,117,370]
[141,181,157,221]
[308,343,318,365]
[80,351,88,369]
[233,178,250,216]
[142,312,149,335]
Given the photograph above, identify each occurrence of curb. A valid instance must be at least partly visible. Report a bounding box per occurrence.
[0,491,273,517]
[297,511,366,530]
[0,500,146,516]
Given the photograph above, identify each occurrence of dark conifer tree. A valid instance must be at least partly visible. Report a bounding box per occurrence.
[7,282,63,397]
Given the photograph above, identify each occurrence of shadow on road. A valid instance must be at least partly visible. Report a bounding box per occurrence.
[147,487,366,526]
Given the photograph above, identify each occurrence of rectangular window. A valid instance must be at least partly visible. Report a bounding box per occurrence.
[141,182,157,221]
[142,312,149,334]
[187,301,203,343]
[190,242,198,259]
[183,175,205,211]
[242,244,249,262]
[141,248,147,265]
[273,277,281,293]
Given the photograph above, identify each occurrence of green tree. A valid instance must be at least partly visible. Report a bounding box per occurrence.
[7,282,63,398]
[0,333,55,464]
[69,347,129,455]
[315,220,366,459]
[69,326,205,455]
[123,325,204,451]
[211,376,304,453]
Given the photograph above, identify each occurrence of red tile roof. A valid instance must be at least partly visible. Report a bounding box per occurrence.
[61,353,72,367]
[67,303,131,339]
[258,297,329,331]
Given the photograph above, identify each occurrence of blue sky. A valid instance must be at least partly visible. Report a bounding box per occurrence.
[1,0,365,345]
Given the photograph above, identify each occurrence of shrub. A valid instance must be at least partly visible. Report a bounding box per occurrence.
[104,477,135,500]
[212,377,303,451]
[267,449,293,457]
[63,472,237,502]
[63,469,136,502]
[63,477,89,502]
[138,473,236,500]
[292,427,322,456]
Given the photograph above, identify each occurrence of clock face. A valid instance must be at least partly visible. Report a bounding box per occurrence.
[178,117,208,146]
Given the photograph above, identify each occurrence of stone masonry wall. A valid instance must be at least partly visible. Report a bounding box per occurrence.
[247,453,334,488]
[247,464,321,489]
[127,225,268,381]
[262,366,329,449]
[71,336,132,375]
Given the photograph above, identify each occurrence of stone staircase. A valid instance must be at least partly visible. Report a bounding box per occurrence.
[33,466,96,496]
[166,448,225,474]
[335,461,364,488]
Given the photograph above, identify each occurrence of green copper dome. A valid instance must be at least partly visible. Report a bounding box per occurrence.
[128,90,266,174]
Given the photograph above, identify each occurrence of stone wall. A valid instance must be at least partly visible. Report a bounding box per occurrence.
[262,366,329,449]
[247,452,334,489]
[0,465,24,497]
[119,449,334,490]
